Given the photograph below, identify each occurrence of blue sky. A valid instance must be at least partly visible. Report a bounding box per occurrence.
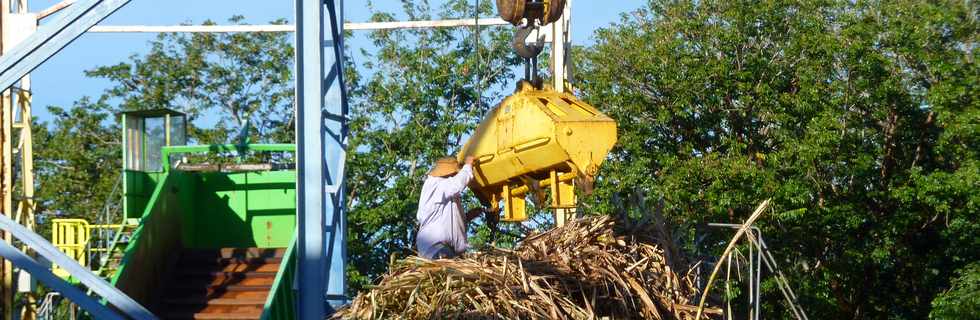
[26,0,640,124]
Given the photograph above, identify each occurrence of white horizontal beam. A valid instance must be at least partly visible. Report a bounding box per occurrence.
[85,18,509,33]
[88,24,293,33]
[346,18,507,30]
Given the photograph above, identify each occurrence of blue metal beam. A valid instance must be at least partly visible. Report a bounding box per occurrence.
[0,0,131,91]
[294,0,327,315]
[0,214,157,320]
[295,0,348,317]
[322,0,349,309]
[0,241,125,320]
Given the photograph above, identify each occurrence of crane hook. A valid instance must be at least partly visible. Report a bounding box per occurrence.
[512,27,544,59]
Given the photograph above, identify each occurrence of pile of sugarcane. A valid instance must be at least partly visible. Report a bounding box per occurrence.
[332,215,722,319]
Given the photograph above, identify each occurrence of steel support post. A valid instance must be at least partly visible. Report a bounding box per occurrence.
[0,3,14,318]
[0,0,131,91]
[549,0,571,91]
[295,0,348,318]
[0,214,156,319]
[322,0,349,309]
[7,4,40,320]
[0,1,131,318]
[0,241,125,320]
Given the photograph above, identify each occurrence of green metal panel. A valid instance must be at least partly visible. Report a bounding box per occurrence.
[261,236,297,320]
[183,170,296,249]
[113,143,299,315]
[111,171,186,309]
[124,143,298,240]
[113,169,297,308]
[122,170,163,219]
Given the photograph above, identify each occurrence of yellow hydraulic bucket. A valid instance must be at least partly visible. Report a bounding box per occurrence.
[459,81,617,222]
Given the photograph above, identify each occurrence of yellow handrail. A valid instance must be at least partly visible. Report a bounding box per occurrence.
[51,219,123,278]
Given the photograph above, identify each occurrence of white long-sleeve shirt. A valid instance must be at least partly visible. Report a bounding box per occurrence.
[415,164,474,259]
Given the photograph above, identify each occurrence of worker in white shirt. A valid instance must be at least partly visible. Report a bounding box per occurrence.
[415,156,486,259]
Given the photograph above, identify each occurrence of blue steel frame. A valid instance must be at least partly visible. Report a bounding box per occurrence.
[0,214,155,319]
[0,0,162,318]
[0,242,125,320]
[0,0,353,318]
[0,0,131,90]
[295,0,348,318]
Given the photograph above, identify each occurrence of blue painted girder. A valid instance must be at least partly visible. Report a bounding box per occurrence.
[0,0,131,91]
[295,0,349,318]
[0,214,156,319]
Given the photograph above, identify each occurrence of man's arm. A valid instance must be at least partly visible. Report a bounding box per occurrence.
[437,156,476,200]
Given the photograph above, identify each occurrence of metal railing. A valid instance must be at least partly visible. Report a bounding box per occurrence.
[260,236,298,320]
[50,219,123,278]
[0,213,157,319]
[93,175,125,266]
[50,175,129,278]
[36,292,70,320]
[160,143,296,171]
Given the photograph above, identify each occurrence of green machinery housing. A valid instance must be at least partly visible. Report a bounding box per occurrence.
[54,109,300,319]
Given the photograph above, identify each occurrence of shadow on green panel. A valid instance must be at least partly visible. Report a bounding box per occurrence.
[184,170,297,249]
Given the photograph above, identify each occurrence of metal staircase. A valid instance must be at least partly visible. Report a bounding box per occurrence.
[50,175,133,280]
[160,248,285,320]
[95,223,137,279]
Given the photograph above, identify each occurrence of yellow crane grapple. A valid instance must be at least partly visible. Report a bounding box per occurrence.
[459,81,617,222]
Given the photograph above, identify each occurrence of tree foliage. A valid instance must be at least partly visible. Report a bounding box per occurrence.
[87,16,295,143]
[344,0,523,291]
[33,99,120,234]
[930,262,980,319]
[33,18,296,233]
[577,0,977,318]
[29,1,978,317]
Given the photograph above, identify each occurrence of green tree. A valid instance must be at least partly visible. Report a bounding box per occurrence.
[344,0,523,291]
[87,16,295,143]
[930,262,980,319]
[577,0,977,318]
[34,99,121,235]
[33,17,298,234]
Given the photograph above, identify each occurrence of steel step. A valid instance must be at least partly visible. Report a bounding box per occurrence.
[179,257,283,266]
[163,290,271,301]
[176,262,281,273]
[158,247,284,320]
[164,311,263,320]
[165,314,261,320]
[181,248,286,260]
[167,284,273,295]
[179,270,278,278]
[165,297,267,306]
[164,305,263,319]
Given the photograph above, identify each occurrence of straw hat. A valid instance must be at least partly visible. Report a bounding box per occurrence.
[428,157,461,177]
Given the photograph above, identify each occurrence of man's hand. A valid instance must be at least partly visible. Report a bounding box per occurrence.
[465,207,484,222]
[464,156,476,166]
